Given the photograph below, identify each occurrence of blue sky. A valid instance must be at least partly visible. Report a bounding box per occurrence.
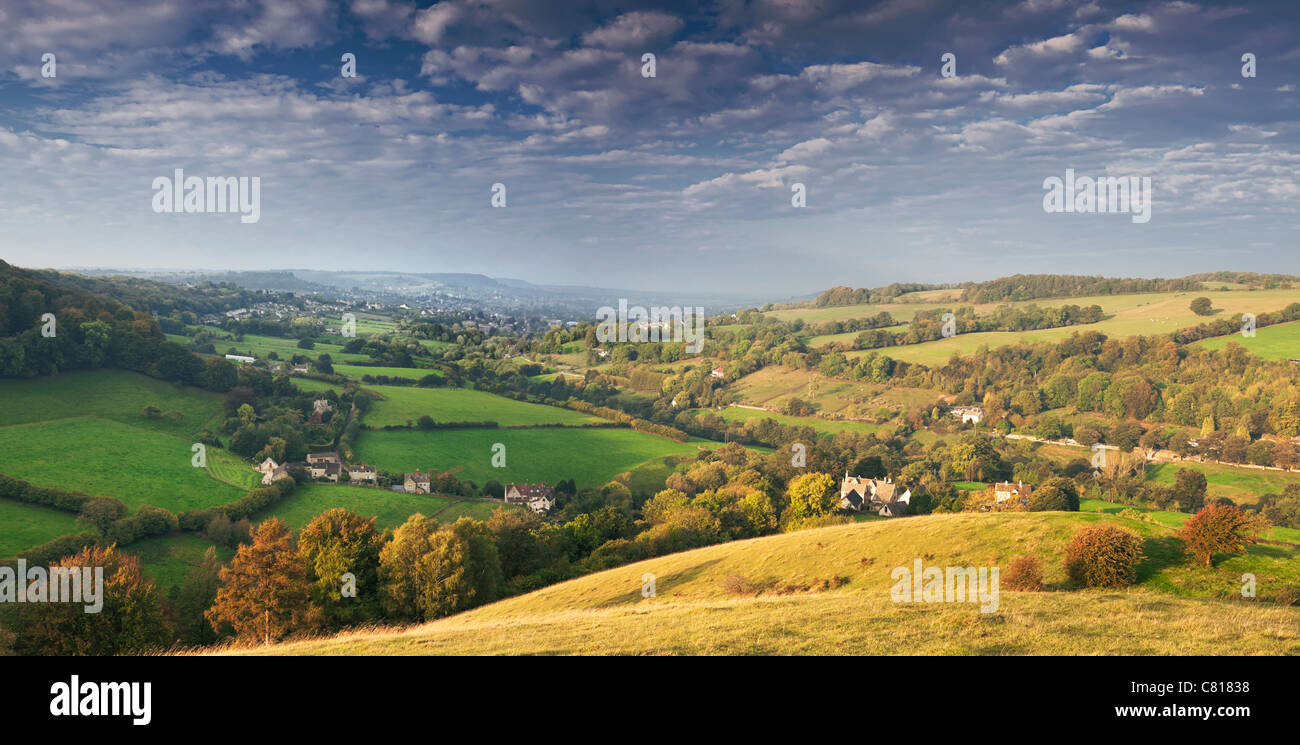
[0,0,1296,296]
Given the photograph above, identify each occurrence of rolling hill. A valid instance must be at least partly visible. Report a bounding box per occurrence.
[214,511,1300,656]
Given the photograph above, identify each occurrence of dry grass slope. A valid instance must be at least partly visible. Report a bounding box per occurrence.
[211,512,1300,656]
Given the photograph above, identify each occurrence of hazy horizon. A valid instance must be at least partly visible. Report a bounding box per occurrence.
[2,0,1297,294]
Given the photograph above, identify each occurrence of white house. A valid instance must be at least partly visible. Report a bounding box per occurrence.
[993,481,1033,504]
[505,483,556,514]
[348,463,378,483]
[950,406,984,424]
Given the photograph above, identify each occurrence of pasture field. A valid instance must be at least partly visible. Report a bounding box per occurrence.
[255,483,517,531]
[849,288,1300,366]
[132,534,233,593]
[730,365,946,414]
[291,378,343,393]
[363,385,599,428]
[331,364,442,381]
[1145,461,1300,506]
[1195,319,1300,361]
[766,300,947,324]
[355,427,701,488]
[222,333,370,364]
[1031,441,1300,506]
[319,314,397,335]
[206,447,263,489]
[0,498,81,558]
[1080,498,1300,543]
[235,512,1300,656]
[0,369,224,437]
[700,406,883,436]
[0,417,246,513]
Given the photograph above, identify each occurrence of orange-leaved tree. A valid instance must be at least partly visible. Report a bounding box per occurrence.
[206,518,313,645]
[1179,503,1262,568]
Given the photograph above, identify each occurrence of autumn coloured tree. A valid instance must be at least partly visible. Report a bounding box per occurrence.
[15,544,169,655]
[206,518,314,645]
[378,514,502,621]
[1179,503,1262,567]
[298,508,384,629]
[1063,525,1145,588]
[783,472,839,524]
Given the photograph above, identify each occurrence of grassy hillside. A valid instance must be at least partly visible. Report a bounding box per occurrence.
[730,365,945,415]
[0,499,81,558]
[220,512,1300,655]
[355,427,701,488]
[0,417,246,513]
[332,364,442,380]
[1195,319,1300,361]
[850,288,1300,366]
[363,385,599,427]
[0,369,224,437]
[699,406,884,436]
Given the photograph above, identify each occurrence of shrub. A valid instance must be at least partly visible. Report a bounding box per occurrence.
[721,574,754,596]
[1064,525,1144,588]
[1003,555,1045,591]
[1117,508,1156,523]
[1179,503,1261,568]
[18,532,101,566]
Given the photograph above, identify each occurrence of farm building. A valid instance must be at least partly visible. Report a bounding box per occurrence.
[992,481,1033,505]
[404,472,432,494]
[505,483,556,513]
[839,474,911,517]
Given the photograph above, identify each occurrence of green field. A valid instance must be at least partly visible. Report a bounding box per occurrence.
[234,512,1300,656]
[356,427,700,488]
[255,483,516,532]
[0,417,246,513]
[332,364,442,381]
[319,314,398,335]
[1145,461,1300,506]
[1196,319,1300,361]
[291,378,344,393]
[223,333,370,363]
[703,406,883,436]
[131,534,234,593]
[0,498,81,558]
[1081,498,1300,543]
[0,369,224,437]
[363,385,599,428]
[206,446,263,489]
[848,288,1300,366]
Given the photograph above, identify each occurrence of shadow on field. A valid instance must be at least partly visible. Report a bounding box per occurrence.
[1136,535,1186,582]
[590,558,724,609]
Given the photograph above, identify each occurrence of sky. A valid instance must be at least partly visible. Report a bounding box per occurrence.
[0,0,1296,297]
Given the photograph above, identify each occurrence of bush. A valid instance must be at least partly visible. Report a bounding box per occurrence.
[1064,525,1144,588]
[721,574,755,596]
[1003,555,1045,591]
[0,473,93,513]
[18,532,101,566]
[1179,503,1261,568]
